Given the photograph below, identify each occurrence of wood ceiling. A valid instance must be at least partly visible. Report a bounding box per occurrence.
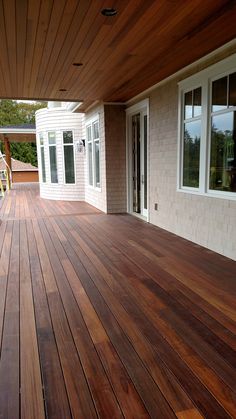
[0,0,236,111]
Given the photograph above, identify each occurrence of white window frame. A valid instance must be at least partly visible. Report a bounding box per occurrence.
[39,132,46,183]
[86,116,101,191]
[62,130,76,185]
[178,54,236,200]
[48,131,58,184]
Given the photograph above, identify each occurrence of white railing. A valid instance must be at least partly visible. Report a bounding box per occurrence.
[0,151,12,196]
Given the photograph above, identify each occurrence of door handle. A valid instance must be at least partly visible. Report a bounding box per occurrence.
[141,174,144,184]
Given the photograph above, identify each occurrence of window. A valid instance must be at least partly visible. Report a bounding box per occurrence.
[39,133,46,183]
[179,55,236,199]
[63,131,75,184]
[48,131,58,183]
[210,74,236,193]
[183,88,201,188]
[86,118,100,188]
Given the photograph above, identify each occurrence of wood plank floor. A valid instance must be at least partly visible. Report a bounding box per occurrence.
[0,184,236,419]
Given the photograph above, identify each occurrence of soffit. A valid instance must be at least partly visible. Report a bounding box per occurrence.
[0,0,236,111]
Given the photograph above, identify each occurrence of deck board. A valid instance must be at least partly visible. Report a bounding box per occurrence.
[0,184,235,419]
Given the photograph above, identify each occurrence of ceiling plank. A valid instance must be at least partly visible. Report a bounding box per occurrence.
[23,0,41,97]
[16,0,28,96]
[0,0,235,103]
[29,0,55,96]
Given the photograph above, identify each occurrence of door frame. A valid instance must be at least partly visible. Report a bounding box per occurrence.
[126,98,150,221]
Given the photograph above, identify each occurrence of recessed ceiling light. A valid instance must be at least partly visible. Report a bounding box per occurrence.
[101,8,117,16]
[73,62,83,67]
[59,88,67,92]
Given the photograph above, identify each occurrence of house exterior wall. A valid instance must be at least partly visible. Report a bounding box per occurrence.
[143,47,236,261]
[12,171,39,183]
[104,105,127,213]
[35,107,85,201]
[84,104,127,213]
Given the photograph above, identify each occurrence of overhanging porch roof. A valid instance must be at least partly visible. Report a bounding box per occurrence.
[0,1,236,111]
[0,124,36,143]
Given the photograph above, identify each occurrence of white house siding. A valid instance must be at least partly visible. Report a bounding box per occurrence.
[143,46,236,261]
[36,108,85,201]
[85,104,107,212]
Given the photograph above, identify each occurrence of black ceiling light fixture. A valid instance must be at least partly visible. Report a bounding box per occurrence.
[73,62,83,67]
[101,8,117,17]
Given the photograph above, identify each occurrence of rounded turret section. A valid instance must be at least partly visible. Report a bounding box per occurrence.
[35,107,85,201]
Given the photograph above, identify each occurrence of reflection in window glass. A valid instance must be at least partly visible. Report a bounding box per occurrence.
[183,120,201,188]
[40,133,44,146]
[63,131,75,184]
[93,121,99,139]
[87,120,100,188]
[63,130,73,144]
[39,133,46,183]
[41,147,46,182]
[212,76,227,112]
[184,88,201,119]
[184,90,192,119]
[193,87,202,117]
[229,72,236,107]
[64,145,75,184]
[95,141,100,187]
[48,131,56,145]
[88,142,93,185]
[144,115,147,210]
[210,112,236,192]
[49,146,58,183]
[87,126,92,141]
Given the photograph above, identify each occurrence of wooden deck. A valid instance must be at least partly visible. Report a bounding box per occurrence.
[0,184,236,419]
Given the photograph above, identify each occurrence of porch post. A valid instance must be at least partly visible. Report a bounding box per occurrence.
[3,135,12,189]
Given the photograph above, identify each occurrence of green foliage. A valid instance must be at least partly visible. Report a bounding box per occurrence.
[0,100,46,166]
[10,142,38,167]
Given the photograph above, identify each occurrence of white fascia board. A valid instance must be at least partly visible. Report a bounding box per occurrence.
[0,128,36,134]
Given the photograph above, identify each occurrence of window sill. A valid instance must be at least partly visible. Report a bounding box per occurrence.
[87,184,102,192]
[177,188,236,201]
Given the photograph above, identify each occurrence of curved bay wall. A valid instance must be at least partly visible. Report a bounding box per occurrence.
[35,108,85,201]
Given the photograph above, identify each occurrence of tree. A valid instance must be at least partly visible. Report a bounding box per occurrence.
[0,100,46,166]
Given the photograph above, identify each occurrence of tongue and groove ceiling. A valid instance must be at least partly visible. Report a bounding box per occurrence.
[0,0,236,111]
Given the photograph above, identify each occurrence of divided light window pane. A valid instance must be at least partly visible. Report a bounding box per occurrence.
[49,146,58,183]
[184,91,192,119]
[87,126,92,141]
[41,147,46,183]
[210,112,236,192]
[39,133,46,182]
[229,72,236,107]
[184,88,201,119]
[88,142,93,185]
[39,133,44,146]
[93,122,99,139]
[212,76,227,112]
[95,141,100,187]
[193,87,202,117]
[64,145,75,183]
[48,131,56,145]
[63,130,73,144]
[87,120,100,188]
[183,120,201,188]
[63,131,75,183]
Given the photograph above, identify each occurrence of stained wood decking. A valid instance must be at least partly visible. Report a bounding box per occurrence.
[0,185,236,419]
